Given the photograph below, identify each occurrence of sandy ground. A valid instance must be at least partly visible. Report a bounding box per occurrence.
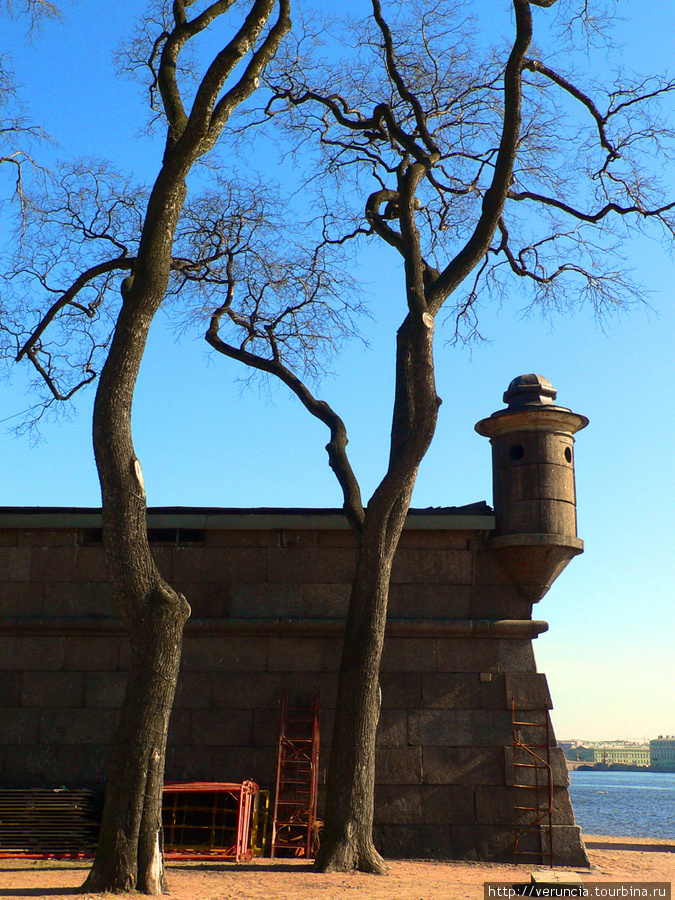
[0,836,672,900]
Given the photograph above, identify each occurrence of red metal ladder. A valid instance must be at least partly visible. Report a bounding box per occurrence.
[271,692,320,858]
[511,698,554,867]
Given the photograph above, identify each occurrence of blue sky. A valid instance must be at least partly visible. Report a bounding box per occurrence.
[1,0,673,742]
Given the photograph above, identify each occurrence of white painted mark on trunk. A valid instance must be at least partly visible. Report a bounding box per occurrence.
[133,458,145,492]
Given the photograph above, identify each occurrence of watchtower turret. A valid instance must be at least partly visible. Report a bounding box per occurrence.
[475,374,588,602]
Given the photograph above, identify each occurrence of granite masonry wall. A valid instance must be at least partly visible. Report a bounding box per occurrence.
[0,512,588,865]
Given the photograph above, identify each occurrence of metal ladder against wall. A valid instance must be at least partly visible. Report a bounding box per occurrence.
[271,692,320,859]
[511,698,554,868]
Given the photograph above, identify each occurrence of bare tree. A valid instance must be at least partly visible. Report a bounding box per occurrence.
[201,0,675,873]
[2,1,290,893]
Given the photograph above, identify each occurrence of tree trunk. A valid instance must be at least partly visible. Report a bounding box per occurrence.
[315,512,410,874]
[316,312,439,873]
[82,168,192,893]
[82,588,189,893]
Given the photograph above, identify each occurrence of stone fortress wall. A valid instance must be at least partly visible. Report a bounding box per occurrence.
[0,376,590,865]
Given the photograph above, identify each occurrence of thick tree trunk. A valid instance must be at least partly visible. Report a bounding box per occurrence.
[81,168,192,894]
[316,312,439,873]
[82,588,189,893]
[315,514,408,874]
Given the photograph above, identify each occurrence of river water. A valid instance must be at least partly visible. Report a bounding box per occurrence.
[569,770,675,839]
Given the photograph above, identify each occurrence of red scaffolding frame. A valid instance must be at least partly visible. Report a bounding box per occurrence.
[271,693,320,858]
[162,781,258,861]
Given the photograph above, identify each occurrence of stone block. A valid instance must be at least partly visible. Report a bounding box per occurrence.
[213,746,276,785]
[505,746,569,787]
[390,549,472,584]
[17,529,78,546]
[397,530,471,550]
[267,548,356,584]
[0,672,23,707]
[167,709,192,746]
[165,746,215,782]
[501,463,571,502]
[30,547,106,582]
[43,582,116,618]
[174,583,230,618]
[297,672,337,708]
[0,582,44,616]
[0,547,31,581]
[205,529,279,548]
[421,673,482,709]
[318,709,334,749]
[320,638,344,672]
[504,672,552,709]
[173,672,212,709]
[549,825,590,867]
[22,672,86,707]
[181,637,268,672]
[212,672,295,709]
[422,785,476,824]
[375,747,422,784]
[373,823,454,859]
[4,744,109,785]
[381,638,436,672]
[317,531,357,548]
[539,498,577,535]
[512,711,555,748]
[192,709,253,746]
[230,583,303,618]
[279,530,318,549]
[119,637,132,671]
[172,547,269,583]
[84,672,128,708]
[469,585,532,619]
[252,707,279,746]
[472,548,516,586]
[373,785,423,824]
[0,530,17,546]
[2,708,40,743]
[64,636,121,671]
[450,824,516,862]
[149,546,173,580]
[422,746,505,786]
[268,637,325,672]
[388,583,471,619]
[380,672,422,709]
[301,583,350,617]
[408,709,512,747]
[497,640,537,673]
[375,784,475,825]
[0,636,65,670]
[39,708,117,744]
[475,785,577,826]
[376,708,408,748]
[479,673,507,709]
[436,637,498,674]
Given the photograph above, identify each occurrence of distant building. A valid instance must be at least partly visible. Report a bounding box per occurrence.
[561,744,595,762]
[650,736,675,771]
[593,744,650,767]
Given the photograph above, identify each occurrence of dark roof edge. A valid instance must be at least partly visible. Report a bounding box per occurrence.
[0,502,494,531]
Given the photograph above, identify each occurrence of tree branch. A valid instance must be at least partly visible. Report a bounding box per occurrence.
[426,0,535,314]
[206,313,365,530]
